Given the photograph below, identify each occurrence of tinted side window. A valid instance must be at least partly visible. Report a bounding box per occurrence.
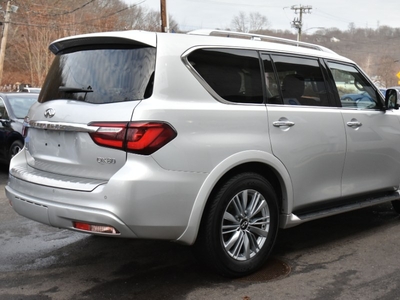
[265,55,330,106]
[188,49,264,104]
[39,47,156,104]
[327,62,381,110]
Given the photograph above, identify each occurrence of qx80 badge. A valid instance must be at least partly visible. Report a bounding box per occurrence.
[97,157,116,165]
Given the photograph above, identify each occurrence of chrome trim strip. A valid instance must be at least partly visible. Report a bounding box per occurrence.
[27,120,99,132]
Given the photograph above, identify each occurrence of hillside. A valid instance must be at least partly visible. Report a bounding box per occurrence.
[259,26,400,87]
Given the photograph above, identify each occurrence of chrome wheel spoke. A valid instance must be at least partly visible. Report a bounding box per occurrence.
[231,232,245,259]
[249,198,267,219]
[223,211,239,224]
[251,216,270,226]
[243,232,251,259]
[232,195,245,216]
[248,192,261,215]
[249,225,269,237]
[240,190,248,214]
[225,230,241,251]
[222,224,239,235]
[248,231,260,252]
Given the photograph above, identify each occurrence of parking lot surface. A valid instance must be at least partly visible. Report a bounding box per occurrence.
[1,164,400,299]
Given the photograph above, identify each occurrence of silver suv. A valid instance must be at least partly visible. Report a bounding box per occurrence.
[6,29,400,277]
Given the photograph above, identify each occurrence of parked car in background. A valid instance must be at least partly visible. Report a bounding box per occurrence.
[21,87,41,93]
[388,86,400,91]
[340,87,388,109]
[0,93,38,164]
[340,91,376,109]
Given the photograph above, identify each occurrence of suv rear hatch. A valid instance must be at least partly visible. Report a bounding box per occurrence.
[23,32,157,182]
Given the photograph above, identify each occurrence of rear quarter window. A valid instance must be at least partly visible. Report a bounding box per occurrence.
[39,46,156,104]
[188,48,264,104]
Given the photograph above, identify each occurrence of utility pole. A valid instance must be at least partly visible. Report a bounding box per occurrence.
[0,0,17,86]
[160,0,169,33]
[291,4,312,41]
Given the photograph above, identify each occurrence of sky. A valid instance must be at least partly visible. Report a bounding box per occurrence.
[123,0,400,33]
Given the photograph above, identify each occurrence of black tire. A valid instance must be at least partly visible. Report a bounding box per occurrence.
[9,140,23,162]
[194,172,279,277]
[392,200,400,214]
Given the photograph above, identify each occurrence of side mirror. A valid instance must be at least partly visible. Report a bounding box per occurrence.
[385,89,399,110]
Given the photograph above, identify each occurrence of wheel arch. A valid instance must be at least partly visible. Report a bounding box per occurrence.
[7,134,23,147]
[7,133,24,154]
[176,150,293,245]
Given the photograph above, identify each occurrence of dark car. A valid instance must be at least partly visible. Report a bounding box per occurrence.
[0,93,38,163]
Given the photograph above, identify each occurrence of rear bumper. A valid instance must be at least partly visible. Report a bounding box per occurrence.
[6,156,207,242]
[6,183,138,238]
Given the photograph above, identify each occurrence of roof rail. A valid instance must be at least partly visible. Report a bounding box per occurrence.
[187,29,337,54]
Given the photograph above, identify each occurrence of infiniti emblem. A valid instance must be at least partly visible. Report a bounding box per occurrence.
[44,108,56,118]
[240,219,249,230]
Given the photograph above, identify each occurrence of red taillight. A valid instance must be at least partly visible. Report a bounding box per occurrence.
[89,121,177,155]
[22,116,29,137]
[89,122,128,149]
[22,126,28,138]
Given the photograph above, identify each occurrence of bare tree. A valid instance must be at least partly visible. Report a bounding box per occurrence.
[376,55,399,87]
[231,11,248,32]
[1,0,180,89]
[231,11,270,33]
[249,12,270,32]
[129,8,179,32]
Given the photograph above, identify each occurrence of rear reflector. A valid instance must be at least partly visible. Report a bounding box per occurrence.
[89,121,177,155]
[73,222,119,234]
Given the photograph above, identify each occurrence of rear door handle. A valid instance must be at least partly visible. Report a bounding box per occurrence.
[347,119,362,128]
[273,120,295,127]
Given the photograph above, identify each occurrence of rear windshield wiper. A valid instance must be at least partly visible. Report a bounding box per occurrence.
[59,86,93,93]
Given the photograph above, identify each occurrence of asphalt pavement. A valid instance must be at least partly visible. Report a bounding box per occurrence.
[1,164,400,300]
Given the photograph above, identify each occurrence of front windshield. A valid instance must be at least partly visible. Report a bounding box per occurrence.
[39,46,156,104]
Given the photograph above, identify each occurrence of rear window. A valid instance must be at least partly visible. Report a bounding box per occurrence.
[39,46,156,104]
